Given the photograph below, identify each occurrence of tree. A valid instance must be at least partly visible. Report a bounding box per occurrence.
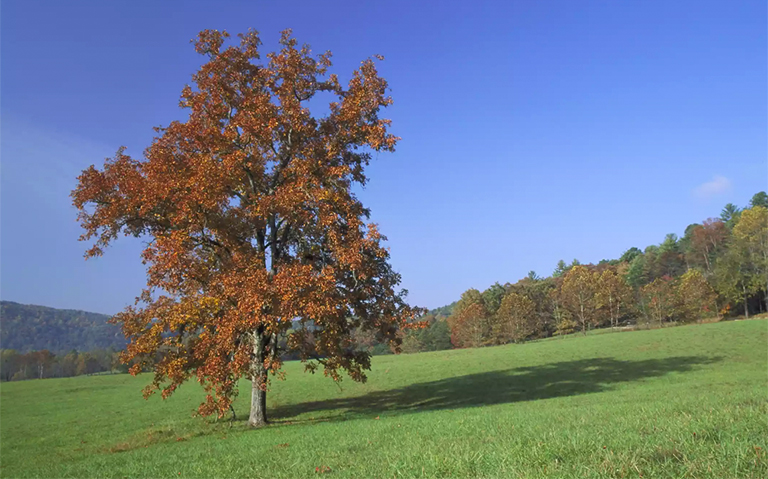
[492,292,536,343]
[640,277,676,326]
[596,269,632,329]
[625,254,647,288]
[0,350,20,382]
[447,289,492,348]
[549,279,576,337]
[642,245,663,282]
[553,260,568,278]
[714,247,754,318]
[506,276,557,338]
[401,317,452,353]
[732,206,768,309]
[548,280,569,330]
[559,266,600,334]
[416,318,451,352]
[400,334,422,354]
[713,247,754,318]
[676,270,716,323]
[75,353,101,376]
[422,319,452,351]
[657,234,686,278]
[481,282,507,316]
[597,259,619,268]
[72,29,422,427]
[619,247,642,264]
[60,351,79,377]
[750,191,768,209]
[32,350,55,379]
[679,224,699,270]
[720,203,741,229]
[688,219,728,275]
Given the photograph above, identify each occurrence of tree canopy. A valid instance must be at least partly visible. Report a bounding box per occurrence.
[72,29,422,427]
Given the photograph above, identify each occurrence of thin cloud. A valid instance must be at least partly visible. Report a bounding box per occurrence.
[693,176,732,199]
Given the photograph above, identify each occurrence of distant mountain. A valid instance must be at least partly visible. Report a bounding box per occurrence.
[0,301,126,353]
[429,301,456,319]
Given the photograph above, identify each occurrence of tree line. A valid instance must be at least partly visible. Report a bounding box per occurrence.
[395,192,768,352]
[5,194,766,379]
[0,348,128,382]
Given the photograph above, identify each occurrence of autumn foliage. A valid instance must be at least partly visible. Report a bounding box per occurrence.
[72,29,422,427]
[447,289,491,348]
[435,194,768,351]
[559,266,601,334]
[493,293,536,344]
[676,270,716,323]
[595,268,632,329]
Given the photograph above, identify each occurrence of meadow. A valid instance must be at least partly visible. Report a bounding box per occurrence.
[1,319,766,478]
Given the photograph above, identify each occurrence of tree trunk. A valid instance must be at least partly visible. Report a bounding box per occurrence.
[249,331,268,428]
[249,371,268,427]
[743,285,749,319]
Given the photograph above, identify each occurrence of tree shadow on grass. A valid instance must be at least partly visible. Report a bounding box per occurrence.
[271,355,721,423]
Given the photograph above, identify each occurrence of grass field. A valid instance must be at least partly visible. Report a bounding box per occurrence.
[1,319,766,478]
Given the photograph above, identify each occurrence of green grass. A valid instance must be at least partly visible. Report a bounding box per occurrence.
[1,320,766,478]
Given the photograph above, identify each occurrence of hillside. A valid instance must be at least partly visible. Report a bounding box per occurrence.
[0,319,765,478]
[0,301,125,353]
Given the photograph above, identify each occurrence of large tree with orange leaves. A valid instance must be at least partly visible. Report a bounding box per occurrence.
[72,29,422,428]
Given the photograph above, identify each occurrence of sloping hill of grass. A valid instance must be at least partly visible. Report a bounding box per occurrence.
[1,320,766,478]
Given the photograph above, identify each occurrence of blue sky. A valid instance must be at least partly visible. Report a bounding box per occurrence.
[2,0,766,314]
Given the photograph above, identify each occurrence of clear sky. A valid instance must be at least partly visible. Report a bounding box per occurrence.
[2,0,766,314]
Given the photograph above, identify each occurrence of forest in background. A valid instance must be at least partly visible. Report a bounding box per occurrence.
[387,191,768,353]
[2,192,766,379]
[0,302,127,381]
[0,301,124,352]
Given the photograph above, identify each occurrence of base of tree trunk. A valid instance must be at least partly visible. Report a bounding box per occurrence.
[248,417,268,428]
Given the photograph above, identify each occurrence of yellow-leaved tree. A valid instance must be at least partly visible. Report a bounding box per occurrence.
[676,269,716,323]
[559,266,600,334]
[732,206,768,309]
[492,292,536,344]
